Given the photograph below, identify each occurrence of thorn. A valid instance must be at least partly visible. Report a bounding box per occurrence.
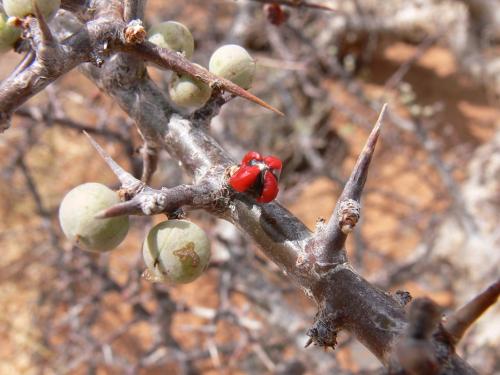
[443,279,500,345]
[318,104,388,254]
[83,131,139,188]
[339,103,387,202]
[127,42,284,116]
[94,200,140,218]
[215,77,284,116]
[304,338,313,348]
[32,0,54,44]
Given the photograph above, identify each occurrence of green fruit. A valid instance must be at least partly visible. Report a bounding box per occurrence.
[0,11,21,53]
[148,21,194,59]
[169,67,212,108]
[59,183,129,252]
[142,220,211,284]
[209,44,256,89]
[3,0,61,19]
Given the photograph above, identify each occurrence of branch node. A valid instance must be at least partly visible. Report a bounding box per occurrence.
[305,311,343,351]
[338,199,361,234]
[124,19,146,44]
[141,189,169,215]
[394,290,413,307]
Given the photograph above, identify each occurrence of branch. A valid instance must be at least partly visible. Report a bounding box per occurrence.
[15,6,481,373]
[0,20,282,133]
[443,279,500,346]
[0,16,118,131]
[84,131,215,217]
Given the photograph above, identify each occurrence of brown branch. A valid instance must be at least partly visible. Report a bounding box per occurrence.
[443,279,500,346]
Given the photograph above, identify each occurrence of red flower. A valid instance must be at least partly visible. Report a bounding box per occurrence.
[228,151,282,203]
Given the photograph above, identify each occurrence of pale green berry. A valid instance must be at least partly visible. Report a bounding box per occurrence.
[142,220,211,284]
[3,0,61,19]
[148,21,194,59]
[168,67,212,108]
[209,44,256,89]
[0,12,21,53]
[59,183,129,252]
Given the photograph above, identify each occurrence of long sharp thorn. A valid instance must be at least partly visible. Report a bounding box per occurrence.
[219,77,284,116]
[319,104,387,254]
[33,0,54,43]
[83,131,138,188]
[340,103,387,202]
[95,201,141,218]
[444,279,500,345]
[128,43,284,116]
[304,338,313,348]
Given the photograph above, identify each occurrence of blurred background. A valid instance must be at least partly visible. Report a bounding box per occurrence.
[0,0,499,373]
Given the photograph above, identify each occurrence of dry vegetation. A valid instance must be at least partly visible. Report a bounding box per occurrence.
[0,0,499,374]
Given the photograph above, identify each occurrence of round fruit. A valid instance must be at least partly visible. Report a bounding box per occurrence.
[142,220,211,284]
[3,0,61,19]
[209,44,256,89]
[59,183,129,252]
[169,68,212,108]
[148,21,194,59]
[0,11,21,53]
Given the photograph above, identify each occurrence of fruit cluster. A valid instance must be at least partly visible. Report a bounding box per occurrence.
[0,0,60,54]
[148,21,256,109]
[59,183,211,284]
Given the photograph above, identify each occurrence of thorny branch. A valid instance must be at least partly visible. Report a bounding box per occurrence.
[0,0,497,373]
